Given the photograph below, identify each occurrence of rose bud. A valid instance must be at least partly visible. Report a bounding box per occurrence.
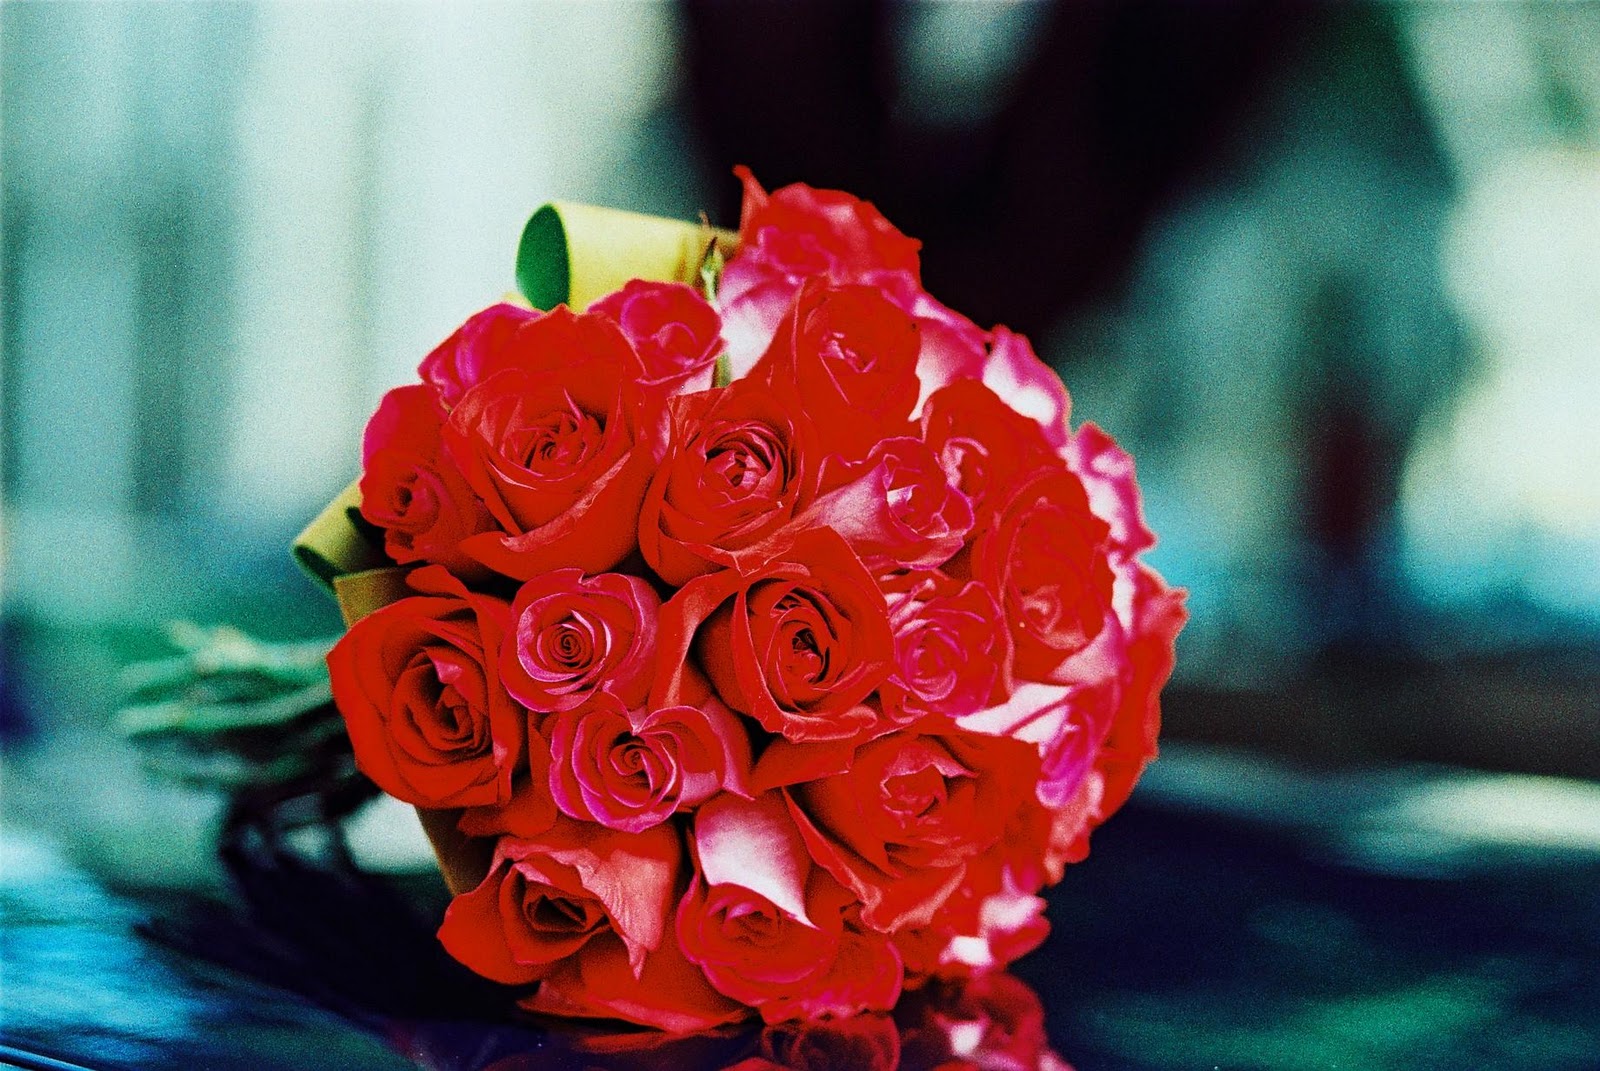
[640,380,822,587]
[786,730,1039,932]
[443,307,660,579]
[808,438,973,572]
[680,792,904,1022]
[501,569,660,713]
[418,302,541,409]
[327,565,523,811]
[654,528,894,744]
[590,279,724,399]
[547,691,752,833]
[879,571,1008,725]
[964,462,1115,684]
[437,817,679,986]
[748,282,921,462]
[920,378,1057,523]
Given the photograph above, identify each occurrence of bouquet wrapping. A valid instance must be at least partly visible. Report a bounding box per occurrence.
[300,169,1185,1032]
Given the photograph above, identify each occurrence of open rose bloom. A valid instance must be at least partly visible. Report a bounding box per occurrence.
[311,171,1185,1032]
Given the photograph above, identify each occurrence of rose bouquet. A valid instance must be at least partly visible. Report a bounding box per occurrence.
[301,169,1185,1032]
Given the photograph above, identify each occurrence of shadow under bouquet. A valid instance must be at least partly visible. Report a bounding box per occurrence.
[299,168,1186,1032]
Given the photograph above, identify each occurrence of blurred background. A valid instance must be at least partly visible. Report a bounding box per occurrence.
[2,2,1599,1066]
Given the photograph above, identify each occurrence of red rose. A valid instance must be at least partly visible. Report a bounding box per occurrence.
[548,691,752,833]
[501,569,659,713]
[680,792,904,1022]
[808,438,973,571]
[590,280,723,399]
[748,282,921,461]
[720,168,922,377]
[443,308,658,579]
[965,464,1114,684]
[654,528,894,744]
[522,916,745,1033]
[920,379,1056,522]
[732,166,922,280]
[879,571,1008,725]
[357,385,493,575]
[639,380,822,586]
[455,713,558,841]
[418,302,541,409]
[786,729,1039,932]
[437,817,678,986]
[327,565,523,812]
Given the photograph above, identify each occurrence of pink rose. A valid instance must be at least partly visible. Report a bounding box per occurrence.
[1063,422,1156,557]
[639,380,822,586]
[808,439,973,572]
[982,327,1073,449]
[500,569,659,713]
[748,282,922,462]
[878,571,1008,725]
[786,730,1038,932]
[1091,563,1187,824]
[654,528,895,744]
[680,792,904,1022]
[547,691,751,833]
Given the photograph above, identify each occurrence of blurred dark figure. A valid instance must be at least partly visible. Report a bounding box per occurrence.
[682,0,1305,336]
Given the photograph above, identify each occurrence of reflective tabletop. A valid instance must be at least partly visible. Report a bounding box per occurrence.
[4,745,1598,1071]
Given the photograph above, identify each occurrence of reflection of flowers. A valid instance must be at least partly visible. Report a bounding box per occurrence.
[405,971,1069,1071]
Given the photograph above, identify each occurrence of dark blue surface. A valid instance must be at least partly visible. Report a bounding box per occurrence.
[4,755,1599,1071]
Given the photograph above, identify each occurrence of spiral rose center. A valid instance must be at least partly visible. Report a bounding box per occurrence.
[721,901,782,946]
[820,331,873,373]
[539,618,597,672]
[906,628,960,702]
[939,436,989,500]
[705,427,781,501]
[516,395,604,476]
[778,617,827,684]
[884,766,947,821]
[527,892,602,935]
